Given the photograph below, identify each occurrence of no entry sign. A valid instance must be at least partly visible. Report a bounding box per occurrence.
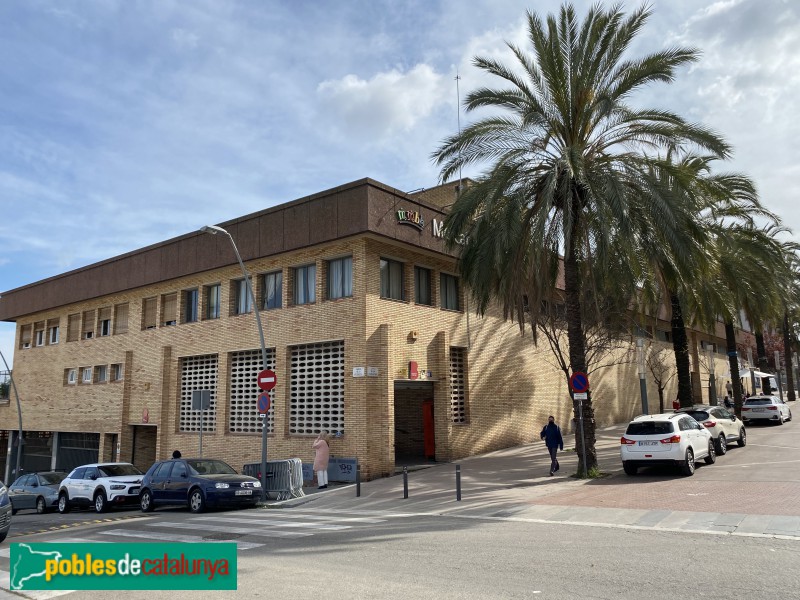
[257,369,277,391]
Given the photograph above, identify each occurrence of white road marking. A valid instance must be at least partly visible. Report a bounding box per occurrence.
[147,521,313,538]
[192,515,351,530]
[97,529,264,549]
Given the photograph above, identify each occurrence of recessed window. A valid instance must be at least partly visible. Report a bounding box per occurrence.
[19,324,32,349]
[233,279,253,315]
[440,273,460,311]
[66,368,77,385]
[415,267,432,306]
[48,324,60,345]
[380,258,404,301]
[82,310,95,339]
[66,314,81,342]
[183,289,199,323]
[35,330,44,347]
[98,307,112,336]
[142,297,157,330]
[161,292,177,326]
[294,264,316,305]
[113,303,129,334]
[328,257,353,300]
[111,363,124,382]
[262,271,282,310]
[95,365,108,383]
[81,367,93,384]
[205,284,221,320]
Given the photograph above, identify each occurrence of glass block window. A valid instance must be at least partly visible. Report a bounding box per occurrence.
[179,354,218,432]
[229,349,276,434]
[449,347,468,423]
[289,340,345,435]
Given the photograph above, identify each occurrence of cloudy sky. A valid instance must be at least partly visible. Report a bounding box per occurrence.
[1,0,798,363]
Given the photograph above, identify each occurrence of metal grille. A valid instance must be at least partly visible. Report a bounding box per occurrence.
[229,349,276,434]
[179,354,218,432]
[449,347,468,423]
[289,340,345,434]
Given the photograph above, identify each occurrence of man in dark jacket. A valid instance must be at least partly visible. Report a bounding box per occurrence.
[540,416,564,476]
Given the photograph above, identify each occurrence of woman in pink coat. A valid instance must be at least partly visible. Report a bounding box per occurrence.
[312,432,331,489]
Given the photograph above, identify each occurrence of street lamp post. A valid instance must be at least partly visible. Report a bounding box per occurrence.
[201,225,270,503]
[774,350,784,401]
[636,338,649,415]
[0,350,23,481]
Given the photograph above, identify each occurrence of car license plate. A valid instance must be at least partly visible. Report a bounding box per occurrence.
[235,490,252,496]
[638,441,658,446]
[753,408,766,412]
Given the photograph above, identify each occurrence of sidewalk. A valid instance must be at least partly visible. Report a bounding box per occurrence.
[269,422,800,540]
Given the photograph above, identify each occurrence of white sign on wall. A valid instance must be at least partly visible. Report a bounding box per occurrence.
[352,367,365,378]
[367,367,379,377]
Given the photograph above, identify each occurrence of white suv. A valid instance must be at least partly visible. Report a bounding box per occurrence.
[675,405,746,454]
[58,463,144,513]
[742,395,792,425]
[620,413,715,476]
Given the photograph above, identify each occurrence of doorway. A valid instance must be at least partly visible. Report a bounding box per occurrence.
[393,381,435,465]
[130,425,157,472]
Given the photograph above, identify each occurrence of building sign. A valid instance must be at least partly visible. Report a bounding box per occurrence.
[396,208,425,230]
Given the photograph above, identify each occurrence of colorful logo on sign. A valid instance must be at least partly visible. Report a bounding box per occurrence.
[396,209,425,230]
[10,543,237,591]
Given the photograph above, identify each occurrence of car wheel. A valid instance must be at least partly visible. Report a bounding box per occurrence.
[623,462,638,476]
[140,489,155,513]
[738,428,747,447]
[681,448,695,476]
[94,491,108,513]
[36,497,46,514]
[788,410,793,422]
[704,440,716,464]
[189,489,205,514]
[58,493,71,514]
[716,434,727,455]
[777,414,785,425]
[11,508,17,516]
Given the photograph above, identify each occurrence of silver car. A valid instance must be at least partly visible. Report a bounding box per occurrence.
[9,471,64,514]
[742,395,792,425]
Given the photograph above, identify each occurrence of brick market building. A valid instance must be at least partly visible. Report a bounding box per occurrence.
[0,178,736,482]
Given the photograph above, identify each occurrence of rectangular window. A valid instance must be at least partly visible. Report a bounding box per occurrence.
[34,321,45,347]
[142,297,157,329]
[82,310,96,339]
[380,258,404,300]
[48,323,60,345]
[450,347,468,423]
[161,292,177,326]
[205,284,221,320]
[95,365,108,383]
[289,340,345,434]
[98,307,111,337]
[66,368,77,385]
[294,264,316,305]
[440,273,460,310]
[327,257,353,300]
[414,267,432,306]
[233,279,252,315]
[67,313,81,342]
[113,303,129,334]
[19,325,32,349]
[262,271,282,310]
[183,289,199,323]
[111,363,124,382]
[81,367,93,384]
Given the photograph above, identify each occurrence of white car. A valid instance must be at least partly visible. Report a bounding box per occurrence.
[742,395,793,425]
[620,413,715,476]
[675,405,746,454]
[58,463,144,513]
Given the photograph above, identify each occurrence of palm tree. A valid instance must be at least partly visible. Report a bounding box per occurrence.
[432,3,730,475]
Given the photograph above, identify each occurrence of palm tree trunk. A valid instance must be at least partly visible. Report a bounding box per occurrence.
[784,310,796,402]
[563,211,596,476]
[670,292,693,407]
[755,330,771,394]
[725,321,744,416]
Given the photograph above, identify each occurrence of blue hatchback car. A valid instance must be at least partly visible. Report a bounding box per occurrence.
[139,458,261,513]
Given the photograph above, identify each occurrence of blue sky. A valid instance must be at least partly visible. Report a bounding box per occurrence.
[1,0,799,363]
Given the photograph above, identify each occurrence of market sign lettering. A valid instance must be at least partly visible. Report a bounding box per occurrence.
[396,209,425,230]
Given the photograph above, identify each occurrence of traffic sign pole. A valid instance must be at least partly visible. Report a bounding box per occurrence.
[569,371,590,477]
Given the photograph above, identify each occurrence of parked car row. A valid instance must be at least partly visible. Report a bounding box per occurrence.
[620,395,791,476]
[6,457,261,517]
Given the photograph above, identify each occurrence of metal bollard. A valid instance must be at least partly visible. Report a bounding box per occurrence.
[403,466,408,499]
[456,464,461,501]
[356,463,361,497]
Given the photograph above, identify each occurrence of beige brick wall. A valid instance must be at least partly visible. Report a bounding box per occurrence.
[2,232,736,481]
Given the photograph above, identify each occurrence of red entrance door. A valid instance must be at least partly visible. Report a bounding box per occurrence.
[422,400,435,459]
